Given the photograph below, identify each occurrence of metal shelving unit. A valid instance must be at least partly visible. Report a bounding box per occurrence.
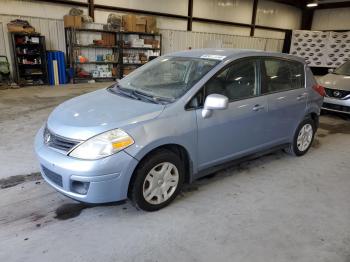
[65,28,162,82]
[65,27,119,83]
[117,31,162,78]
[11,32,48,86]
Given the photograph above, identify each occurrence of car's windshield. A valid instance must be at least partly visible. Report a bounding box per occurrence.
[334,61,350,76]
[116,56,218,101]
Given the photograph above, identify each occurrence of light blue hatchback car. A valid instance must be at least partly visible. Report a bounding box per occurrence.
[35,49,324,211]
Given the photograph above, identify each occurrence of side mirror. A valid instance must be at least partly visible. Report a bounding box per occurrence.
[328,68,334,73]
[202,94,228,118]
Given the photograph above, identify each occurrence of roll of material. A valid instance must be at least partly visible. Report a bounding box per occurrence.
[47,51,67,85]
[53,60,59,86]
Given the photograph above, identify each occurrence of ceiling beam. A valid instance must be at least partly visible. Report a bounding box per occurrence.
[32,0,88,7]
[316,1,350,9]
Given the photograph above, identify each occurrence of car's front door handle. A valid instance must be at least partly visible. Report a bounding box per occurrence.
[252,104,265,112]
[297,94,307,101]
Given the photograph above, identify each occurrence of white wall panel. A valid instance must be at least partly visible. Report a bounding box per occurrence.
[94,10,126,24]
[159,29,284,55]
[193,0,253,24]
[94,0,188,16]
[0,23,6,56]
[256,0,301,29]
[312,8,350,30]
[0,14,66,76]
[254,29,285,39]
[1,0,87,19]
[94,10,187,31]
[192,22,250,36]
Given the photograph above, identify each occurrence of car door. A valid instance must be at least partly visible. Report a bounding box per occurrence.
[261,58,308,143]
[194,58,269,171]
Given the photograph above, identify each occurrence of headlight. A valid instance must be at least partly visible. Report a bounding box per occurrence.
[69,129,134,160]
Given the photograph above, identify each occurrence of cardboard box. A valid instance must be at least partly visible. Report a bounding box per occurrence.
[144,39,153,45]
[64,15,82,28]
[102,32,116,46]
[145,16,157,33]
[7,24,35,33]
[152,39,160,49]
[122,15,136,32]
[131,38,144,47]
[135,17,146,33]
[123,68,134,76]
[122,15,146,32]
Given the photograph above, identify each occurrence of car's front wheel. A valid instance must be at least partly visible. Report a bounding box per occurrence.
[286,118,316,156]
[130,149,185,211]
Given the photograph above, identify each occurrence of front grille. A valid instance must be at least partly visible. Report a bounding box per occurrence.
[42,166,63,187]
[44,127,79,152]
[325,88,350,99]
[323,102,350,113]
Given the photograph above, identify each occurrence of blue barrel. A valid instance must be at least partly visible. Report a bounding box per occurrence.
[47,51,67,85]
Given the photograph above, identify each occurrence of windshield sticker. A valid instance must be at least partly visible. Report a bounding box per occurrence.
[200,54,226,60]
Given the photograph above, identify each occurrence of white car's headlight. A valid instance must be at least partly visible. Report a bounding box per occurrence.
[69,129,134,160]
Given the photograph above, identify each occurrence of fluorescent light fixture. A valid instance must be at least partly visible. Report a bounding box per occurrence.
[307,2,318,7]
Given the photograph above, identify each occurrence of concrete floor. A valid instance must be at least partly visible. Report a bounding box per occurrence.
[0,85,350,262]
[0,83,112,179]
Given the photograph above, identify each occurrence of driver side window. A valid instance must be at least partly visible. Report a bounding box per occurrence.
[205,59,259,102]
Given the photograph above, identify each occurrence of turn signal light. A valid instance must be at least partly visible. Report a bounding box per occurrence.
[313,84,326,97]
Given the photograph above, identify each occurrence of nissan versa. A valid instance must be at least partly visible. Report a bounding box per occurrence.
[35,49,325,211]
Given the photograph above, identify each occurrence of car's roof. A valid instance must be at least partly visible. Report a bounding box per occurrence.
[168,48,304,63]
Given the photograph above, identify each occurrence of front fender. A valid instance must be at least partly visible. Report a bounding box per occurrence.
[123,110,198,177]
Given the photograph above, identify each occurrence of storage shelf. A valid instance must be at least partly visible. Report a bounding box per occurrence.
[74,76,117,79]
[119,31,160,36]
[121,47,160,51]
[17,53,41,56]
[16,43,41,47]
[19,63,42,67]
[73,44,118,49]
[74,61,118,64]
[75,28,118,34]
[65,28,161,83]
[23,73,44,77]
[123,63,145,66]
[12,33,48,86]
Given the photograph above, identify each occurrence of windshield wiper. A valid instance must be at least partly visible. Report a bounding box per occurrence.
[109,85,139,100]
[133,90,175,104]
[109,84,174,104]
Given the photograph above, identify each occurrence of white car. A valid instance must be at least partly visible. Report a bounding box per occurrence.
[319,61,350,114]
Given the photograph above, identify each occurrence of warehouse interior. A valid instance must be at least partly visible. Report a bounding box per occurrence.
[1,0,350,261]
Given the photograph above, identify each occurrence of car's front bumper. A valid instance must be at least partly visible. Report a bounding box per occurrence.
[322,96,350,114]
[34,127,139,203]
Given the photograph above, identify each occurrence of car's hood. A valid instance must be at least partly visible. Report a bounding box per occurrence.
[47,89,165,140]
[318,73,350,91]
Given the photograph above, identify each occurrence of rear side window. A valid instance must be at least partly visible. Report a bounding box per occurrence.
[262,59,305,94]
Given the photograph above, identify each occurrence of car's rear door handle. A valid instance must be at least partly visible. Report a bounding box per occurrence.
[252,104,265,111]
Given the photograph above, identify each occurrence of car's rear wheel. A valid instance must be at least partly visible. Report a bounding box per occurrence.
[130,149,184,211]
[285,118,315,156]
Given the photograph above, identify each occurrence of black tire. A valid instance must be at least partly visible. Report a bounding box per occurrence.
[129,149,185,211]
[285,118,316,156]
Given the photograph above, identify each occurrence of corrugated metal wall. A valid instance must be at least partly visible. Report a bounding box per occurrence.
[0,14,284,77]
[159,29,284,54]
[0,14,66,76]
